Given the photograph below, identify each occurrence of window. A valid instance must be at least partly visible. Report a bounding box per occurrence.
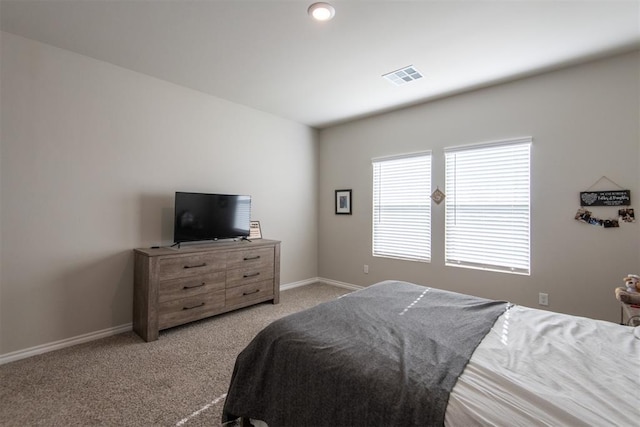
[444,138,531,274]
[372,152,431,262]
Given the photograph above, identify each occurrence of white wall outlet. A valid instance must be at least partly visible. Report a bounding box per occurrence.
[539,292,549,306]
[364,264,369,274]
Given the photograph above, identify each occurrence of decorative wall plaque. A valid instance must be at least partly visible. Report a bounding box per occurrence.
[431,187,445,205]
[580,190,630,207]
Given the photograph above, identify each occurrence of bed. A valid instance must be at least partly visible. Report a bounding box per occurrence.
[222,280,640,426]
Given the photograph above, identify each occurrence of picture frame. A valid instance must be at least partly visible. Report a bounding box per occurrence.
[249,221,262,239]
[335,189,352,215]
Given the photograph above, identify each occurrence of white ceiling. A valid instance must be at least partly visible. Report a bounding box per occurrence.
[2,0,639,128]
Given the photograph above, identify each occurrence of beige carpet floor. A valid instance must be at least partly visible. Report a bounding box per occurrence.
[0,283,351,427]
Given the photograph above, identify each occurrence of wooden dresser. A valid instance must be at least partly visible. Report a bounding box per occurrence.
[133,239,280,342]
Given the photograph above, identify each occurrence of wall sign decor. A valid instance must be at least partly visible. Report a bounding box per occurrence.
[335,189,352,215]
[575,176,633,228]
[249,221,262,239]
[580,175,630,206]
[431,187,445,205]
[580,190,630,207]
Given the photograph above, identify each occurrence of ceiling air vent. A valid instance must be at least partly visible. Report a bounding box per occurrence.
[382,65,423,86]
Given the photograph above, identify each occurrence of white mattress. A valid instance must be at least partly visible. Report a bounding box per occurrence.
[446,305,640,426]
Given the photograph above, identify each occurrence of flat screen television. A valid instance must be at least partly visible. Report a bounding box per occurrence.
[174,192,251,244]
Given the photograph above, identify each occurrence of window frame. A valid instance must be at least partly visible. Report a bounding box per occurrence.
[372,151,432,263]
[444,137,531,275]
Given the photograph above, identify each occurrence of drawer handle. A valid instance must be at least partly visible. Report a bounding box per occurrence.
[184,263,207,269]
[243,289,260,296]
[183,302,205,310]
[243,272,260,278]
[183,282,205,290]
[244,256,260,261]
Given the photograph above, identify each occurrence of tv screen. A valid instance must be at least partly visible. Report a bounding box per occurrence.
[174,192,251,243]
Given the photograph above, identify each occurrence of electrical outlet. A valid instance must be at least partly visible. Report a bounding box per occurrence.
[364,265,369,274]
[539,292,549,306]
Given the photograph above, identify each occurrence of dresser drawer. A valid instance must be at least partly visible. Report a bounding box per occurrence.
[159,252,226,281]
[227,264,274,288]
[226,247,274,270]
[158,290,225,330]
[225,280,274,307]
[158,272,226,303]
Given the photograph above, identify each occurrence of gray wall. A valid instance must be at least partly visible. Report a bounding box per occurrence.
[318,51,640,323]
[0,33,319,355]
[2,30,638,358]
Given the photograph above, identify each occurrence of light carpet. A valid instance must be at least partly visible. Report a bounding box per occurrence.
[0,283,351,426]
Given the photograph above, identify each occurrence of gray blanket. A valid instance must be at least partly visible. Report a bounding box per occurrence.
[223,280,509,426]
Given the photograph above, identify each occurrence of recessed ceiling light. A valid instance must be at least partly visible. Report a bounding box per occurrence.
[308,2,335,21]
[382,65,424,86]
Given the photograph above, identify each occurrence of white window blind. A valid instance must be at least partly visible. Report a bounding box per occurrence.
[444,138,531,275]
[372,152,431,262]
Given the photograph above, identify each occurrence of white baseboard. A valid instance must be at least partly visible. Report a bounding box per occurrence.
[280,277,322,291]
[317,277,365,291]
[0,278,364,365]
[281,277,364,292]
[0,323,132,365]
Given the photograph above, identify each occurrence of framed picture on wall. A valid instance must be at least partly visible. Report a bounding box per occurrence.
[335,189,352,215]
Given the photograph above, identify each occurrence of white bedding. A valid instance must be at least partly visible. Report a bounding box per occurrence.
[446,305,640,426]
